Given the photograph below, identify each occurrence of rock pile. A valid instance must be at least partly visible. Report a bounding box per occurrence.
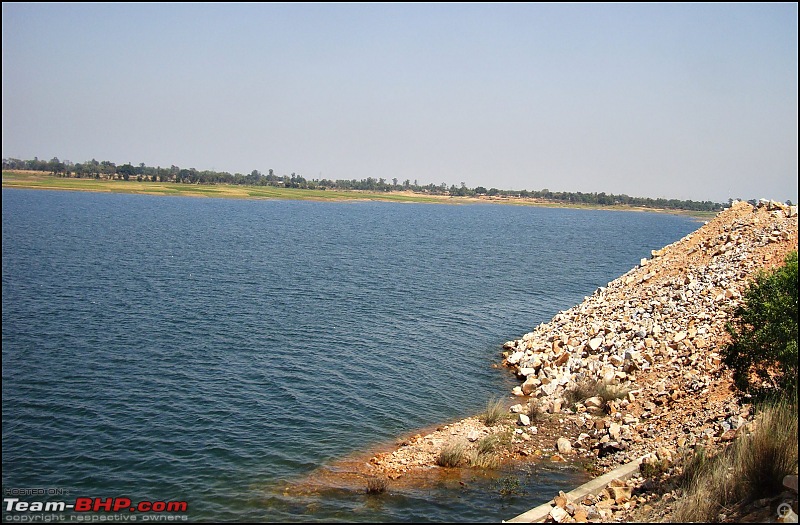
[501,200,797,521]
[546,479,640,523]
[502,200,796,462]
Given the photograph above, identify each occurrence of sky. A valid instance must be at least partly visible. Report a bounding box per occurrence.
[2,3,797,204]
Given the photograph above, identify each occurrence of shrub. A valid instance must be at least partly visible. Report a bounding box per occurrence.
[365,477,387,495]
[723,251,798,399]
[494,476,526,497]
[639,458,669,479]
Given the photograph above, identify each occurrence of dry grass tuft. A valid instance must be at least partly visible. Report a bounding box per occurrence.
[476,434,501,456]
[527,398,544,421]
[674,397,798,522]
[365,477,388,495]
[468,449,501,469]
[436,440,467,468]
[482,397,508,426]
[564,379,629,413]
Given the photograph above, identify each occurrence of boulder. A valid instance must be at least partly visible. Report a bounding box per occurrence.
[783,475,798,493]
[506,351,525,365]
[584,396,604,410]
[604,485,632,504]
[521,376,539,395]
[556,437,572,454]
[549,506,569,523]
[608,422,621,440]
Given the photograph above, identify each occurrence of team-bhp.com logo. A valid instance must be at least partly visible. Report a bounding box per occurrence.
[4,497,188,521]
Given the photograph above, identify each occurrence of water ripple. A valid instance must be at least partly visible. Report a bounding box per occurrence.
[2,190,698,521]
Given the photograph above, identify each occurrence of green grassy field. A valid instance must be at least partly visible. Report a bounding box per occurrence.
[1,170,718,218]
[1,170,451,204]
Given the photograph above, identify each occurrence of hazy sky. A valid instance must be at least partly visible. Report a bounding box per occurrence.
[2,3,797,203]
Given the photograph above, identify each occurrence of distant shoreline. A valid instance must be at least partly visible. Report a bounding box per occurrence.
[1,170,716,220]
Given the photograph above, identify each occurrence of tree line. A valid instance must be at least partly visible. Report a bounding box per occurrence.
[2,156,732,211]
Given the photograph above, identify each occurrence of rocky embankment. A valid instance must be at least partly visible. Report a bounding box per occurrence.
[497,199,797,521]
[501,199,796,460]
[306,200,798,521]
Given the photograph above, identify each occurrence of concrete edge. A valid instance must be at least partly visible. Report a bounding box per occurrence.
[504,454,650,523]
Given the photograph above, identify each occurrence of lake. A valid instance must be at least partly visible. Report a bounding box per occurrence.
[1,189,699,521]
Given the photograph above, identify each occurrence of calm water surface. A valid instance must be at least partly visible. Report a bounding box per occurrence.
[2,189,699,521]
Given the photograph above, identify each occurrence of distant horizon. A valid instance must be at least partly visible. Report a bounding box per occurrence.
[3,3,797,204]
[2,155,747,206]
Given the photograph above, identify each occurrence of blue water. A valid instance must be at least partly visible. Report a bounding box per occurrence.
[2,189,699,521]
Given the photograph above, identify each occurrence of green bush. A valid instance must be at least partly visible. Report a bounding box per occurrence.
[723,251,798,399]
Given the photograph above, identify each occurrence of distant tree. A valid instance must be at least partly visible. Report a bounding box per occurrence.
[117,163,136,181]
[100,160,116,179]
[48,157,66,176]
[246,170,262,185]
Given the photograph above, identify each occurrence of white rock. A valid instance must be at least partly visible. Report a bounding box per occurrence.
[507,351,525,365]
[522,376,540,395]
[584,396,604,409]
[540,382,558,396]
[556,437,572,454]
[509,403,525,414]
[550,506,569,523]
